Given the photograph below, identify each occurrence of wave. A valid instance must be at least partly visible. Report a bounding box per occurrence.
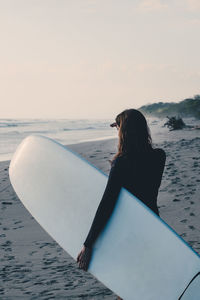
[63,126,96,131]
[0,122,36,128]
[0,123,19,128]
[0,119,51,128]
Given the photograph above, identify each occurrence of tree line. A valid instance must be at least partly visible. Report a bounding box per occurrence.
[138,95,200,119]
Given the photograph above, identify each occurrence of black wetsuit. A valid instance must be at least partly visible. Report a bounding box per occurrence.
[83,148,166,249]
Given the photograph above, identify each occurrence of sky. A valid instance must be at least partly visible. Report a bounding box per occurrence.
[0,0,200,119]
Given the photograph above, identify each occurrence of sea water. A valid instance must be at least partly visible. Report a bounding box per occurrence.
[0,117,199,162]
[0,118,119,162]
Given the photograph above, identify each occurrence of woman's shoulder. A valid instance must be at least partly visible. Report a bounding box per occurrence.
[111,149,166,166]
[153,147,166,155]
[110,155,129,171]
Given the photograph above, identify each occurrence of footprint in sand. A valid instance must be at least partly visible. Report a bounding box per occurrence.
[193,162,198,167]
[2,240,12,247]
[180,233,187,237]
[180,219,187,223]
[188,241,197,246]
[29,251,37,256]
[173,198,180,202]
[13,225,24,230]
[2,227,9,231]
[188,225,195,230]
[184,207,190,211]
[14,220,22,225]
[169,189,176,193]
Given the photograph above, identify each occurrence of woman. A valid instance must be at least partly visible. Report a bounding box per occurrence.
[76,109,166,299]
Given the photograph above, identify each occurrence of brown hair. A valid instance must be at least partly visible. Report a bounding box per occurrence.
[112,109,153,161]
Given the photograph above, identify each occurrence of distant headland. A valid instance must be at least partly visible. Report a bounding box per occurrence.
[138,95,200,119]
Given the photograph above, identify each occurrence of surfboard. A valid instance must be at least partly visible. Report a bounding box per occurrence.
[9,134,200,300]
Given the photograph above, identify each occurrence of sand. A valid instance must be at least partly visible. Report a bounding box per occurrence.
[1,131,200,299]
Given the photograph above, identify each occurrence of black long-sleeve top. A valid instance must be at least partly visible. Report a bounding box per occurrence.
[83,148,166,249]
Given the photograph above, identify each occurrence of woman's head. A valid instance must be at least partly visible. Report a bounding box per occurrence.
[111,109,153,160]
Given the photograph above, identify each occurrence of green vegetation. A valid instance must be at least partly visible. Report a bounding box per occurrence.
[138,95,200,119]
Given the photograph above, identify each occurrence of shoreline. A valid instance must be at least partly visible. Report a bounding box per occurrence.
[1,115,199,163]
[0,137,118,165]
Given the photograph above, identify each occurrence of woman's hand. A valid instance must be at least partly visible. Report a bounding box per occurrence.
[76,245,92,271]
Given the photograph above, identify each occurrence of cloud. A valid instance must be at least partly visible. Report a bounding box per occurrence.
[137,0,168,12]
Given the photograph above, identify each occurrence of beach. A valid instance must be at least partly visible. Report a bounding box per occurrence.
[1,128,200,299]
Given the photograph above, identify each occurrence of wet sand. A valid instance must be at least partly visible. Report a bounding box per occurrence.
[1,132,200,299]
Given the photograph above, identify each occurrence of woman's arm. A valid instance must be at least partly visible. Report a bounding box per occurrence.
[155,148,166,189]
[83,157,123,249]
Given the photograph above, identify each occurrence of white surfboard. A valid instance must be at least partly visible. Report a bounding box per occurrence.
[9,135,200,300]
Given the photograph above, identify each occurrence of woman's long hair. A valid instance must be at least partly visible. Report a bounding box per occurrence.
[112,109,153,161]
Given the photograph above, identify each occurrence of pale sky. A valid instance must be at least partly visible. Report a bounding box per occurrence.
[0,0,200,118]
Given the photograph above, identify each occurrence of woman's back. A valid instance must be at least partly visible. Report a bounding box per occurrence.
[83,147,166,248]
[116,148,166,216]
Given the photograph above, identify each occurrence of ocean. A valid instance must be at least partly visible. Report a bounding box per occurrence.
[0,117,199,162]
[0,118,118,162]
